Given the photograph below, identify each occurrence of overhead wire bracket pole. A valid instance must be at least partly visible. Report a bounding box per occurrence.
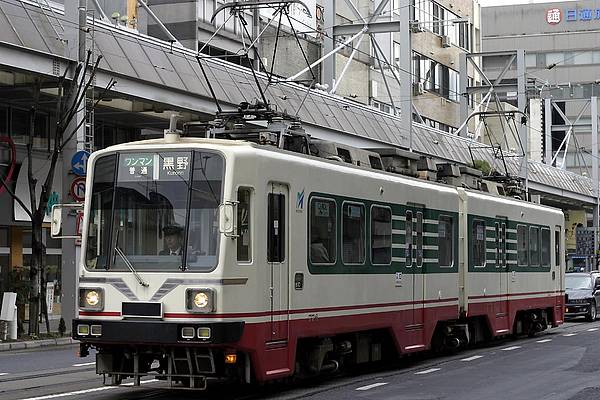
[287,28,366,82]
[195,56,223,114]
[137,0,181,46]
[330,31,366,94]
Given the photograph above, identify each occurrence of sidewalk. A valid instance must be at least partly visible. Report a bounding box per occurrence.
[0,336,77,352]
[0,316,78,352]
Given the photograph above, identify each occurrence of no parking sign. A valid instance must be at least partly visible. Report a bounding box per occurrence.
[70,177,86,202]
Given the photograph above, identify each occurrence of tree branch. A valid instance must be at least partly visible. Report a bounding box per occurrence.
[57,78,116,153]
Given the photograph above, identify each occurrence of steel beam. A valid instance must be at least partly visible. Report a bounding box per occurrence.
[332,21,401,35]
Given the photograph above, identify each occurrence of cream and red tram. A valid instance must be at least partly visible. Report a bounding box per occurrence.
[69,132,565,389]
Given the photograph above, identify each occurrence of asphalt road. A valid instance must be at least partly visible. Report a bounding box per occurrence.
[2,320,600,400]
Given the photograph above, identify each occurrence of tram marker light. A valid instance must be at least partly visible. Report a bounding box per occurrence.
[77,324,90,336]
[197,327,211,339]
[181,327,195,339]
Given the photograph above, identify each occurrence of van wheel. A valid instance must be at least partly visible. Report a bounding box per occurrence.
[586,302,597,322]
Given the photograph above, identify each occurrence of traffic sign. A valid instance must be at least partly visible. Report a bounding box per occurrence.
[70,177,86,202]
[71,150,90,176]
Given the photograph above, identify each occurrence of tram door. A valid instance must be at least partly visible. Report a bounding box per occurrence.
[267,183,289,342]
[496,220,509,333]
[554,227,563,314]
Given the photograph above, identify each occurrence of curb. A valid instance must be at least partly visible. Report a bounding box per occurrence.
[0,337,77,352]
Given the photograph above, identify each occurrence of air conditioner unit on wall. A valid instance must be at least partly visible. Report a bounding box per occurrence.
[410,21,426,33]
[441,35,451,48]
[412,82,425,96]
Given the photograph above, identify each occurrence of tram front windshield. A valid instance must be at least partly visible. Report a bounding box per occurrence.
[85,151,224,271]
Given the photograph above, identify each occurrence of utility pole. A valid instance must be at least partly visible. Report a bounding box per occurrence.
[62,0,88,333]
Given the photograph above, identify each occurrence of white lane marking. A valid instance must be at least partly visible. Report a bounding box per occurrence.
[0,373,8,376]
[415,368,441,375]
[18,386,114,400]
[461,355,483,362]
[588,328,599,332]
[501,346,521,351]
[72,362,95,367]
[563,333,577,337]
[355,382,389,391]
[18,379,158,400]
[536,339,552,343]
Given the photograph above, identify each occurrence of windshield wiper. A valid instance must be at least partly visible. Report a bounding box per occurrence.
[115,246,149,287]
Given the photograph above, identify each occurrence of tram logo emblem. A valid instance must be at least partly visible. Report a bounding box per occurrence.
[546,8,561,24]
[296,189,305,212]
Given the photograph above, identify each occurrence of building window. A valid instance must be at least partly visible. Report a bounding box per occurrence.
[371,206,392,265]
[438,215,453,267]
[413,52,461,103]
[412,0,471,50]
[310,198,336,264]
[342,202,365,265]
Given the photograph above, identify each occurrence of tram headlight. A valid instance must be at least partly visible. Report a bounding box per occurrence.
[186,288,215,313]
[79,288,104,311]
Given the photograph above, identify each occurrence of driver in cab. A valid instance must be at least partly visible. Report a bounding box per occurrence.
[160,225,183,256]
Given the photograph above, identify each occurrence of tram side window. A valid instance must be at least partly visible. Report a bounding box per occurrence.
[310,198,336,264]
[530,227,540,267]
[343,203,365,264]
[554,230,560,266]
[371,206,392,265]
[502,223,507,266]
[438,215,454,267]
[517,225,528,266]
[473,219,486,267]
[237,188,252,262]
[495,223,500,267]
[405,210,413,266]
[541,228,551,267]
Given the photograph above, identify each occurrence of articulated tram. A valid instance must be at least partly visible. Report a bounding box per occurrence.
[64,130,565,389]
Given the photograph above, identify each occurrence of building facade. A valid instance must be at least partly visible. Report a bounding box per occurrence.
[96,0,481,133]
[483,1,600,170]
[482,0,600,261]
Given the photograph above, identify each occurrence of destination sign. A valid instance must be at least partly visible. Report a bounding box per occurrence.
[118,152,191,181]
